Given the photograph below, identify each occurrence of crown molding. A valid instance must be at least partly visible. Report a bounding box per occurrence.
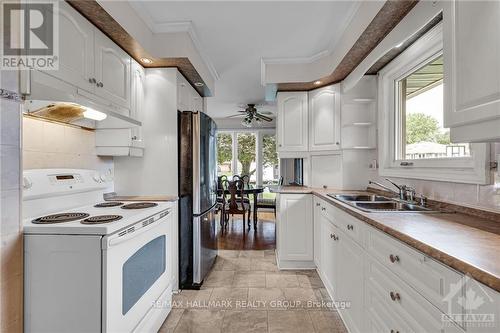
[129,2,220,81]
[260,0,361,88]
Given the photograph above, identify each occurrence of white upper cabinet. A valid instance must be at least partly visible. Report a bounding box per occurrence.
[444,0,500,142]
[94,30,131,109]
[131,60,145,141]
[176,72,201,112]
[51,2,94,92]
[177,74,189,111]
[277,92,309,152]
[308,85,340,151]
[34,2,132,113]
[192,95,203,113]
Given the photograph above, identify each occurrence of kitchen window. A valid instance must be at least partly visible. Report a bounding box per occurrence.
[378,23,489,184]
[395,55,470,161]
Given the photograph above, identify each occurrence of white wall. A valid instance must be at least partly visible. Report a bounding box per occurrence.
[113,68,178,196]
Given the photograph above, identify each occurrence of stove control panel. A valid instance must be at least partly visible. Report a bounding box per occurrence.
[49,173,83,185]
[23,169,111,201]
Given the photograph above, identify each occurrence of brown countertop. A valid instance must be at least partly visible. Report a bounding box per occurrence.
[271,186,500,292]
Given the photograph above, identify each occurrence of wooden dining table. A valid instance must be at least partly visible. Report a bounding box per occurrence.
[217,185,265,228]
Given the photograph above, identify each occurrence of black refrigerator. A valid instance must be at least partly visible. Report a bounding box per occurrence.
[178,111,218,289]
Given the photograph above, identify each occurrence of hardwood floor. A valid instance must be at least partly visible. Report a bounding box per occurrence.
[217,211,276,250]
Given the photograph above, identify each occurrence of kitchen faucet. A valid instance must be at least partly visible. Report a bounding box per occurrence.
[368,178,414,201]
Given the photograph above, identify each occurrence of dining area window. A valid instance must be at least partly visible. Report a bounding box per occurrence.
[216,130,279,186]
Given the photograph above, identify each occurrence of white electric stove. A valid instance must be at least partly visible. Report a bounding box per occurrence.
[23,169,174,333]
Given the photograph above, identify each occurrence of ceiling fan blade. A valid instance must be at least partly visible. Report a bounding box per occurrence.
[227,114,246,118]
[256,113,273,122]
[259,111,273,115]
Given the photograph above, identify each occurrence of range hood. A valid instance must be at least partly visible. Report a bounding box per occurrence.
[22,70,141,129]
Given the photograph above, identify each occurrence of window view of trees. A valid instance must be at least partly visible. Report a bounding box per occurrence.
[216,133,232,177]
[406,113,450,145]
[237,133,256,182]
[400,56,469,160]
[262,134,279,185]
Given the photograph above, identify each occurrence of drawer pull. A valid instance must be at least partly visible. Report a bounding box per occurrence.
[321,207,326,211]
[389,254,400,263]
[347,224,354,230]
[330,234,339,241]
[316,203,321,207]
[390,330,400,333]
[389,291,401,301]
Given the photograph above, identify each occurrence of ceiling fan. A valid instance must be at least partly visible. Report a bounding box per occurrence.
[227,103,273,127]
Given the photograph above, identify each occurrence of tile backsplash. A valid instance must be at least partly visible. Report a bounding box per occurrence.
[370,143,500,214]
[22,116,113,172]
[1,70,23,332]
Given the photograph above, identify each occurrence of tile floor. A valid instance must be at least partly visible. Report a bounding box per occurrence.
[159,249,347,333]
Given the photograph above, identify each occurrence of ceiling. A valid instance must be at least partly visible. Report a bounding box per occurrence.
[129,1,358,119]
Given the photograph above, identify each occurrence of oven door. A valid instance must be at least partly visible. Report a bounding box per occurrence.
[102,213,171,333]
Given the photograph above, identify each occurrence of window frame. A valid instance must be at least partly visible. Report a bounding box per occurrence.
[378,23,490,184]
[216,129,277,186]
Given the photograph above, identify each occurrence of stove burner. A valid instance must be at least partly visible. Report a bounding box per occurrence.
[32,213,90,224]
[81,215,123,224]
[121,202,158,210]
[94,202,124,208]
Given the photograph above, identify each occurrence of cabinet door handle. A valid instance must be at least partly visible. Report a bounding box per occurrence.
[389,291,401,301]
[390,330,400,333]
[89,78,96,84]
[330,234,339,241]
[389,254,400,263]
[347,224,354,230]
[316,203,321,207]
[97,82,103,88]
[321,207,326,211]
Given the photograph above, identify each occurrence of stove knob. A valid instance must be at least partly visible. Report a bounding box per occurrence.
[23,177,32,189]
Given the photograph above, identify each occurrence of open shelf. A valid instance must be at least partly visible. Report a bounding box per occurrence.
[341,146,376,150]
[351,98,375,103]
[342,122,374,127]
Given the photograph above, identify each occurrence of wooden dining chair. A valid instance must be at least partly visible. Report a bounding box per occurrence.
[233,174,251,221]
[221,179,250,230]
[257,176,283,217]
[216,175,228,204]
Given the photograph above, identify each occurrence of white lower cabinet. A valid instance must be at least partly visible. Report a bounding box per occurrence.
[313,197,322,268]
[294,197,500,333]
[276,193,314,268]
[336,230,364,333]
[320,211,338,295]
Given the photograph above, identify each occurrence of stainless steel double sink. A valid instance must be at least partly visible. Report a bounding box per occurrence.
[327,194,438,213]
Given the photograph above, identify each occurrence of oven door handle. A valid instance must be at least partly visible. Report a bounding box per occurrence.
[107,215,168,248]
